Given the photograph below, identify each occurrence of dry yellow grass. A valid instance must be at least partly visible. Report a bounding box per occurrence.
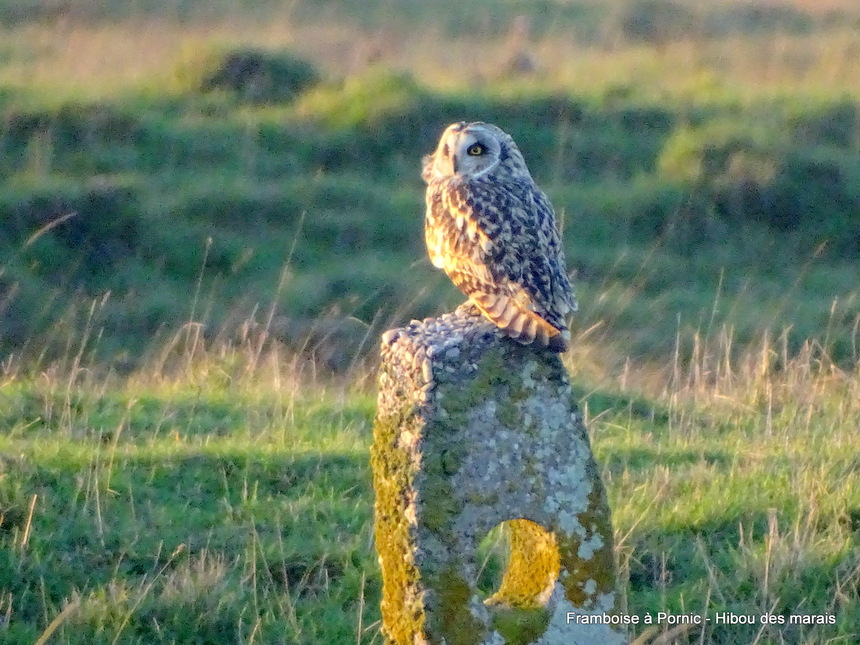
[2,8,858,102]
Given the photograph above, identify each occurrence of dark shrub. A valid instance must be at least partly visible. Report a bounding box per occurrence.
[788,101,858,149]
[2,177,141,276]
[703,3,814,38]
[659,123,860,256]
[198,49,320,103]
[610,0,697,45]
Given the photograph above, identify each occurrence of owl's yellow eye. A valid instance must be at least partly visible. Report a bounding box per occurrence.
[467,143,485,156]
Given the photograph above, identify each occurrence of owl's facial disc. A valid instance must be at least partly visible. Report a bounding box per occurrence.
[430,122,501,179]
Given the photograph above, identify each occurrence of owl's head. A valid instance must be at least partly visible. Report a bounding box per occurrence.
[422,121,530,183]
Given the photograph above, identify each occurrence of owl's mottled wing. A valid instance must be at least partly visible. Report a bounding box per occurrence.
[425,177,576,351]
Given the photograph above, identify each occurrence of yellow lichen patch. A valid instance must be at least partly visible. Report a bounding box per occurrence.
[371,400,426,643]
[485,519,557,644]
[486,519,560,610]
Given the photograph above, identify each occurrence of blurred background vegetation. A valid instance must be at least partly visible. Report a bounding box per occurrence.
[0,0,857,370]
[1,3,859,645]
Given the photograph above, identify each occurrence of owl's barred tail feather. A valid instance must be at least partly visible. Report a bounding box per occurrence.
[470,292,569,353]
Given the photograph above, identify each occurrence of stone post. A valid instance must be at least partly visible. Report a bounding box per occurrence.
[372,306,627,645]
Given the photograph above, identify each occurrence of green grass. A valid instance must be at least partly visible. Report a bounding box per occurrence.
[0,344,380,644]
[1,73,857,365]
[1,331,859,644]
[0,5,858,370]
[599,354,860,643]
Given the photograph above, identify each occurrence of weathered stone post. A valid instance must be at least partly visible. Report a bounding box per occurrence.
[372,306,626,645]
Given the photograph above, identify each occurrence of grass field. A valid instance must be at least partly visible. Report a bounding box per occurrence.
[2,317,858,644]
[1,0,859,643]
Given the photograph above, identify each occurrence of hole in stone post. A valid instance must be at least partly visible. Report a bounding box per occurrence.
[476,519,560,642]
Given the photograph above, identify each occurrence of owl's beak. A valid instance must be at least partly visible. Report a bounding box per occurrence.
[451,157,459,174]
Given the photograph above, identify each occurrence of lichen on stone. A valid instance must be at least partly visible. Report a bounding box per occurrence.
[372,307,626,644]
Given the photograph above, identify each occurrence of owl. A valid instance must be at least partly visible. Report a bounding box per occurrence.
[422,121,577,352]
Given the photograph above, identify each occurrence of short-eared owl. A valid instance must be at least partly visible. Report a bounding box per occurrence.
[422,121,576,352]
